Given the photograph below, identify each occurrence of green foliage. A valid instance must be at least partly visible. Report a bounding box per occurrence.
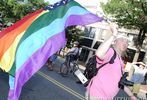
[65,26,84,48]
[0,0,48,26]
[101,0,147,46]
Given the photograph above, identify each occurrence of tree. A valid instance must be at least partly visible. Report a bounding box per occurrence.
[101,0,147,47]
[65,26,84,48]
[0,0,48,28]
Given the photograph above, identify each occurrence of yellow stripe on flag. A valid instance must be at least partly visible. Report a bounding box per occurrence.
[0,32,24,72]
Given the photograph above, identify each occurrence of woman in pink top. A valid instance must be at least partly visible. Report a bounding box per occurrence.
[86,24,137,100]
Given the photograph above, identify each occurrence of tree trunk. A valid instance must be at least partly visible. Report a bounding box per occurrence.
[137,27,147,62]
[138,27,146,44]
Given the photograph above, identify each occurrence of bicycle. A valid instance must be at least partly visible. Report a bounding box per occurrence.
[59,55,79,77]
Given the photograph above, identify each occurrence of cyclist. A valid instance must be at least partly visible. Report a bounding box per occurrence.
[66,41,79,62]
[60,41,80,75]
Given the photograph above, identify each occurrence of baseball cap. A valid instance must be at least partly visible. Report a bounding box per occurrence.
[73,41,79,45]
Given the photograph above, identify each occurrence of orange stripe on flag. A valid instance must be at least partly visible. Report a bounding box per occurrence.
[0,10,43,59]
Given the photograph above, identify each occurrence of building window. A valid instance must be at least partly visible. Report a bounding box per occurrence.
[126,48,136,62]
[93,41,101,49]
[84,27,96,38]
[138,51,146,62]
[79,38,93,47]
[79,48,90,62]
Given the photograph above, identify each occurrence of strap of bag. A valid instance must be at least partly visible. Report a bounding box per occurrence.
[96,48,117,72]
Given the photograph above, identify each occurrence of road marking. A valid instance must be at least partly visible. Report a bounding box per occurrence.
[37,71,85,100]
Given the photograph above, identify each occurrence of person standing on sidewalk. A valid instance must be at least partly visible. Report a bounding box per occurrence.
[85,24,137,100]
[127,62,147,96]
[65,41,80,66]
[129,62,147,84]
[47,53,58,71]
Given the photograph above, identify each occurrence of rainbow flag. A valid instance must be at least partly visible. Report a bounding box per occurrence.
[0,0,103,100]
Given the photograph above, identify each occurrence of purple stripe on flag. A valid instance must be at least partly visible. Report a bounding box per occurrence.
[65,14,103,26]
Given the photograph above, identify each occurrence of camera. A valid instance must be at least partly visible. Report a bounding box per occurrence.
[118,72,134,89]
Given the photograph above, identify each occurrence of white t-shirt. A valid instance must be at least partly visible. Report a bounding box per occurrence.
[131,65,147,84]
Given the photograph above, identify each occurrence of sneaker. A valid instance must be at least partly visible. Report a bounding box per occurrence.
[76,80,82,84]
[61,73,68,77]
[48,68,53,71]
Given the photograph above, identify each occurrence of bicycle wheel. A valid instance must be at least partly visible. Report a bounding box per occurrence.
[60,62,68,75]
[72,62,79,76]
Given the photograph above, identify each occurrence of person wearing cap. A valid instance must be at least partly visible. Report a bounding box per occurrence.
[130,62,147,84]
[66,41,80,62]
[60,41,80,74]
[86,24,137,100]
[67,41,79,54]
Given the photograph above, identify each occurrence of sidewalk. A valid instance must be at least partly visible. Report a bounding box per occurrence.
[137,85,147,99]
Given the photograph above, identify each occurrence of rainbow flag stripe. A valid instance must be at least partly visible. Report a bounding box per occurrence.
[0,0,103,100]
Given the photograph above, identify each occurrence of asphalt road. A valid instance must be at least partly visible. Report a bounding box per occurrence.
[0,57,131,100]
[0,64,86,100]
[0,69,9,100]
